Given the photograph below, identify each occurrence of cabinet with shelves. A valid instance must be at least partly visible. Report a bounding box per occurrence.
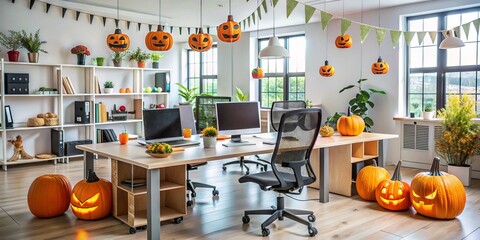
[0,60,171,170]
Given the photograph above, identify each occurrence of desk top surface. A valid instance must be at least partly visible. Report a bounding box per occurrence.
[77,132,397,169]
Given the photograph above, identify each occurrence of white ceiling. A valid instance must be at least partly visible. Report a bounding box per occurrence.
[53,0,433,30]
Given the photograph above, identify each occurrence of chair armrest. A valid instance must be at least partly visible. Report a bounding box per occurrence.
[282,160,307,189]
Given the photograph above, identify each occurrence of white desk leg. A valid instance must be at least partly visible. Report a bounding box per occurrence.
[147,169,161,240]
[378,140,386,167]
[319,148,329,203]
[83,151,94,179]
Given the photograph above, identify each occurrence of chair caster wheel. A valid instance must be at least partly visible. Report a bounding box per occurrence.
[222,166,227,171]
[308,227,318,237]
[129,227,136,234]
[262,228,270,237]
[174,217,183,224]
[191,192,196,198]
[187,200,193,207]
[308,214,316,222]
[242,215,250,224]
[212,189,219,196]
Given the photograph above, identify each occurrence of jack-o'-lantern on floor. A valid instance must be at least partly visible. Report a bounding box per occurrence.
[319,60,335,77]
[189,28,213,52]
[145,26,174,51]
[218,15,241,43]
[356,160,390,201]
[106,29,130,52]
[371,57,389,74]
[71,170,112,220]
[375,161,411,211]
[335,34,352,48]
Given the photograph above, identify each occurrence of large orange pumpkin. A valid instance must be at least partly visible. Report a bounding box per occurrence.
[356,160,390,201]
[371,57,389,74]
[28,174,72,218]
[217,15,241,43]
[375,161,411,211]
[335,34,352,48]
[410,158,466,219]
[251,67,264,79]
[337,110,365,136]
[319,60,335,77]
[145,26,174,51]
[106,29,130,52]
[188,28,213,52]
[71,170,112,220]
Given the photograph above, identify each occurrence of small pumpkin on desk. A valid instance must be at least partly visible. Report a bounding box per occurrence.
[356,160,390,201]
[375,161,411,211]
[337,109,365,136]
[319,125,334,137]
[71,170,112,220]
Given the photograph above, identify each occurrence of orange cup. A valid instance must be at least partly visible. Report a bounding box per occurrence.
[183,128,192,139]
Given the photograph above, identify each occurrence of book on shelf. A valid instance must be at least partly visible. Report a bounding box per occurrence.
[94,76,101,94]
[62,76,76,94]
[97,128,117,143]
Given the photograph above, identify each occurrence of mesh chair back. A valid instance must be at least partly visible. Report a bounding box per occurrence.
[271,108,321,190]
[270,101,307,132]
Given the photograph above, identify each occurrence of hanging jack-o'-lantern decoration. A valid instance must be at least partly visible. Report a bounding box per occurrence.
[71,170,112,220]
[375,161,411,211]
[189,28,213,52]
[218,15,241,43]
[410,158,466,219]
[106,29,130,52]
[371,57,389,74]
[356,160,390,201]
[319,60,335,77]
[145,26,174,51]
[28,174,72,218]
[251,67,264,79]
[335,34,352,48]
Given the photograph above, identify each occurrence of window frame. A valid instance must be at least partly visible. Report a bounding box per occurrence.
[187,45,218,95]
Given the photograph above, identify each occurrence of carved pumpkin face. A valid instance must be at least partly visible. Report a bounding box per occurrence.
[189,29,213,52]
[335,34,352,48]
[375,161,411,211]
[356,160,390,201]
[410,158,466,219]
[218,15,241,43]
[145,26,174,51]
[251,67,264,79]
[371,57,389,74]
[319,60,335,77]
[71,171,112,220]
[106,29,130,52]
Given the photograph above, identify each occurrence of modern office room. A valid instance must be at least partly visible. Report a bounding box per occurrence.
[0,0,479,239]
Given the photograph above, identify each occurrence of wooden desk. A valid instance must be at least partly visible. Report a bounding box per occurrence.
[78,132,397,239]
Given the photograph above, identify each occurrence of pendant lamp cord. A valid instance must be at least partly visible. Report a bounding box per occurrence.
[158,0,161,25]
[229,0,232,15]
[342,0,344,18]
[271,0,275,37]
[200,0,203,29]
[117,0,119,19]
[378,0,381,56]
[325,0,328,59]
[360,0,363,77]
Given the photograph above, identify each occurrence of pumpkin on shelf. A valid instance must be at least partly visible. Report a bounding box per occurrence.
[410,157,466,219]
[217,15,241,43]
[336,109,365,136]
[71,170,112,220]
[375,161,411,211]
[371,57,389,74]
[106,29,130,52]
[28,174,72,218]
[356,160,390,201]
[319,125,334,137]
[188,28,213,52]
[335,34,352,48]
[251,67,264,79]
[319,60,335,77]
[145,26,174,51]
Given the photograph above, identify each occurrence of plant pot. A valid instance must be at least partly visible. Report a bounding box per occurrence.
[137,61,146,68]
[28,52,39,63]
[77,54,86,65]
[104,88,114,94]
[96,57,104,66]
[152,62,159,69]
[422,111,434,120]
[7,50,19,62]
[448,165,471,186]
[113,60,122,67]
[203,137,217,148]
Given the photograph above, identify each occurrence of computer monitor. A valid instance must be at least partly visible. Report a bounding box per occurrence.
[216,101,261,143]
[143,108,182,141]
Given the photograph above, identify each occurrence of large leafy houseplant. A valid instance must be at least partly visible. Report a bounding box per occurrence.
[235,87,249,102]
[435,94,480,166]
[176,83,199,104]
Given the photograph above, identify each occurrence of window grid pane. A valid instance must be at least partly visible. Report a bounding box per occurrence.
[187,46,218,95]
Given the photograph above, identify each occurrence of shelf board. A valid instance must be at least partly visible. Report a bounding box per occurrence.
[117,180,184,195]
[63,123,94,128]
[95,93,140,96]
[351,155,378,163]
[6,125,59,131]
[3,62,60,67]
[116,207,184,227]
[95,119,142,125]
[5,94,60,97]
[142,92,169,96]
[62,93,94,97]
[2,157,57,165]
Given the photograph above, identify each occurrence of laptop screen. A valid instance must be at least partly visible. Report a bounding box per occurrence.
[143,108,182,141]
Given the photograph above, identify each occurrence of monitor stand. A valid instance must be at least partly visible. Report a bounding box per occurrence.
[222,134,256,147]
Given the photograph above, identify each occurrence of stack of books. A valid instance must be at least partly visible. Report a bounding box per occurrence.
[95,102,108,123]
[97,129,117,143]
[62,76,76,94]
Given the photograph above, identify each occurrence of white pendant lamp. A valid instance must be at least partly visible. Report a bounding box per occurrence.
[259,0,289,59]
[439,30,465,49]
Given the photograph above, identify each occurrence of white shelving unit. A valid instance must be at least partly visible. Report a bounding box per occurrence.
[0,59,171,170]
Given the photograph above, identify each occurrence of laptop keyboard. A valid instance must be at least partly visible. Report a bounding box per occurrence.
[147,139,200,147]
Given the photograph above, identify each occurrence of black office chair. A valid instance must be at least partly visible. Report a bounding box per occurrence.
[239,108,321,237]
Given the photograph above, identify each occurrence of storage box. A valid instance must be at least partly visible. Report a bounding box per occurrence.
[4,73,29,94]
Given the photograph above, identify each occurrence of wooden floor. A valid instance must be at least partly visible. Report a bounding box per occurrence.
[0,158,479,240]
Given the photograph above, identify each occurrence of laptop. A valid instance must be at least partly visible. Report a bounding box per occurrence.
[142,108,200,147]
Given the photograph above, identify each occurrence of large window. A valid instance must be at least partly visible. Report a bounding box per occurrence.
[406,8,480,116]
[187,45,218,95]
[258,35,306,108]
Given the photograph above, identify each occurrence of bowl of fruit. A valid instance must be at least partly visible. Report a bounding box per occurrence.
[145,142,173,158]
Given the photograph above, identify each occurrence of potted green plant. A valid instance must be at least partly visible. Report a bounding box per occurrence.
[104,81,114,94]
[111,51,129,67]
[0,30,23,62]
[201,126,218,148]
[176,83,199,105]
[235,87,249,102]
[422,103,434,120]
[128,47,150,68]
[150,52,164,69]
[19,29,47,63]
[435,94,480,186]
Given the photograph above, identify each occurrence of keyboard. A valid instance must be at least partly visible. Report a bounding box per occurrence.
[147,139,200,147]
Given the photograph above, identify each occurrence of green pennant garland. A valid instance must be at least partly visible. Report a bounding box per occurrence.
[272,0,279,7]
[286,0,298,18]
[248,16,251,28]
[262,0,268,13]
[453,26,461,38]
[360,24,372,43]
[417,31,426,45]
[474,19,480,35]
[320,11,333,31]
[428,31,437,44]
[252,12,256,25]
[403,31,415,46]
[375,28,387,45]
[305,5,315,24]
[257,7,262,20]
[390,30,402,48]
[462,22,471,39]
[341,18,352,35]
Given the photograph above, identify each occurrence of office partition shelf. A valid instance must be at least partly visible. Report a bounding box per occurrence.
[4,94,60,97]
[5,125,59,131]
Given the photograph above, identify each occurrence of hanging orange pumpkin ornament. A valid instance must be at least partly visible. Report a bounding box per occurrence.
[145,0,174,51]
[371,57,389,74]
[106,0,130,52]
[251,67,264,79]
[356,160,390,201]
[319,60,335,77]
[335,34,352,48]
[71,170,112,220]
[218,15,241,43]
[375,161,412,211]
[189,28,213,52]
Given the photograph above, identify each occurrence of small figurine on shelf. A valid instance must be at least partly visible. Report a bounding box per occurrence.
[7,135,33,162]
[111,104,128,121]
